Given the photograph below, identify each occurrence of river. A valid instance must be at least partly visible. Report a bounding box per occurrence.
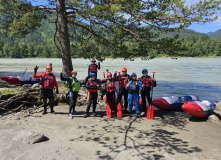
[0,58,220,101]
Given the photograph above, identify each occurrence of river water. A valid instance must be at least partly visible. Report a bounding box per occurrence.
[0,58,220,101]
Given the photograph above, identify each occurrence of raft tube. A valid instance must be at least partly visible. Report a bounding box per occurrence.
[0,76,40,85]
[182,100,215,117]
[152,95,199,110]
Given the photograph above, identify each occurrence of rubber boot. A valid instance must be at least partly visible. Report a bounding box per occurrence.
[137,113,141,118]
[84,113,89,118]
[50,106,56,114]
[42,106,47,115]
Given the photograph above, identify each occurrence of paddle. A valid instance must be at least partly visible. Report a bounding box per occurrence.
[106,103,111,118]
[116,71,122,118]
[21,68,27,77]
[103,69,112,118]
[117,103,122,118]
[147,72,155,119]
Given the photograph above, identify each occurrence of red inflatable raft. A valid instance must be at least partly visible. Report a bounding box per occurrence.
[182,100,215,117]
[152,95,199,110]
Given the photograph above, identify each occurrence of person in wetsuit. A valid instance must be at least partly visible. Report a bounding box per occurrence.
[60,69,81,119]
[33,64,58,115]
[84,73,101,118]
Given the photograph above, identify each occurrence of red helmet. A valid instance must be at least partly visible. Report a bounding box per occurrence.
[46,65,52,71]
[122,67,127,72]
[106,72,112,77]
[91,59,96,62]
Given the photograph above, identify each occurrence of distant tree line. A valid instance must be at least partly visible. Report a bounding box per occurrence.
[0,35,220,58]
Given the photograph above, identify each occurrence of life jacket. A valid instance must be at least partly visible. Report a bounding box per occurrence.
[42,73,55,89]
[120,74,129,88]
[89,64,97,73]
[140,76,152,87]
[88,80,98,92]
[66,77,81,92]
[129,80,139,94]
[106,81,116,92]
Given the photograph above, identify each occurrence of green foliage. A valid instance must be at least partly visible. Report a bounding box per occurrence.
[0,0,221,58]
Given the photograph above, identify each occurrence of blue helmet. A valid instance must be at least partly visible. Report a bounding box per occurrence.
[90,73,96,77]
[142,69,148,73]
[131,72,137,77]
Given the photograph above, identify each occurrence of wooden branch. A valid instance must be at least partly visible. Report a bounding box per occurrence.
[67,21,114,45]
[0,94,17,99]
[54,13,61,51]
[11,103,27,112]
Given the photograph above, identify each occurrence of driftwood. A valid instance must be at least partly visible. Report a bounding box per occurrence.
[0,86,42,114]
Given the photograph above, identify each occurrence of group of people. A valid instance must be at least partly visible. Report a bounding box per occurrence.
[33,59,156,118]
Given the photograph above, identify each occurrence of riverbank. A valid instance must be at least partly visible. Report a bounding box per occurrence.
[1,103,221,160]
[0,82,221,160]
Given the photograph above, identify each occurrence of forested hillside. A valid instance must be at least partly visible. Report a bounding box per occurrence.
[207,29,221,38]
[0,14,221,58]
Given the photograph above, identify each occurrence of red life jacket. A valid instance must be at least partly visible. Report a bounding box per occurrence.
[42,73,55,89]
[88,80,98,92]
[120,75,129,88]
[140,76,152,87]
[106,81,116,92]
[89,64,97,73]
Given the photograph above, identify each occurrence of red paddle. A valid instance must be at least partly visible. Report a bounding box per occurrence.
[117,103,122,118]
[147,72,155,119]
[106,103,111,118]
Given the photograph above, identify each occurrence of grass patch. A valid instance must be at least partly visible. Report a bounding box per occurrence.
[0,88,19,95]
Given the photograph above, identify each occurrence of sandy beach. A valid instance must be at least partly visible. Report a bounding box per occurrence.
[0,102,221,160]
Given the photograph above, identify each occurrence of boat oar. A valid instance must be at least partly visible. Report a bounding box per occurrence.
[117,103,122,118]
[87,92,90,103]
[21,68,27,77]
[106,103,111,118]
[116,71,122,118]
[147,72,155,119]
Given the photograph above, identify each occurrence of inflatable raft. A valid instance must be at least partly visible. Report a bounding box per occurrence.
[152,95,199,110]
[182,100,215,117]
[0,76,40,85]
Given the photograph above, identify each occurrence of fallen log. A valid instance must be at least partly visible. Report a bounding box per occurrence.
[0,93,17,99]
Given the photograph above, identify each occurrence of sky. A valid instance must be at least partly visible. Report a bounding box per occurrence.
[31,0,221,33]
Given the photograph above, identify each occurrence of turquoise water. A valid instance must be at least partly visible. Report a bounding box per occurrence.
[0,58,221,101]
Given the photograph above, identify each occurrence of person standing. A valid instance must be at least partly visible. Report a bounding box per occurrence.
[138,69,156,116]
[126,73,143,117]
[117,67,130,113]
[84,73,101,118]
[33,64,58,115]
[100,72,117,115]
[60,69,81,119]
[85,59,100,82]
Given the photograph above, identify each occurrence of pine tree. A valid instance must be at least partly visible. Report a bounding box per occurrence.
[0,0,220,75]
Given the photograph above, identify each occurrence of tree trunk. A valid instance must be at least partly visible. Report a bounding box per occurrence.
[57,0,73,77]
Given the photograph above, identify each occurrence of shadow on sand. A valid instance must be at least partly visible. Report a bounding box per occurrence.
[71,110,202,159]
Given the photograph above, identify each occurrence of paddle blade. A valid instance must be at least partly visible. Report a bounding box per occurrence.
[106,104,111,118]
[147,105,154,119]
[87,92,90,103]
[117,103,122,118]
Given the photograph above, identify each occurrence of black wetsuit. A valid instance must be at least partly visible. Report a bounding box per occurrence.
[138,76,157,114]
[85,79,101,115]
[117,74,130,112]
